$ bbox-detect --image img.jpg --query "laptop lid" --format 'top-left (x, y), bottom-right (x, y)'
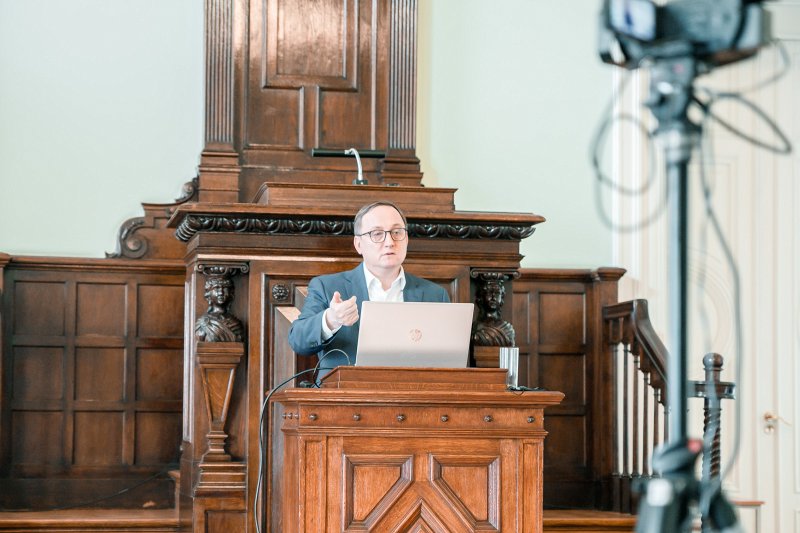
top-left (355, 301), bottom-right (475, 367)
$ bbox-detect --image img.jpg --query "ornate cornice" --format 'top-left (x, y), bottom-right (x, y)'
top-left (107, 178), bottom-right (199, 259)
top-left (175, 214), bottom-right (536, 242)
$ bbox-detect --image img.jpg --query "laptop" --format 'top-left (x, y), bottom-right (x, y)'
top-left (355, 301), bottom-right (475, 367)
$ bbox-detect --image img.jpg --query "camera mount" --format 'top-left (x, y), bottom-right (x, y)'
top-left (598, 1), bottom-right (769, 531)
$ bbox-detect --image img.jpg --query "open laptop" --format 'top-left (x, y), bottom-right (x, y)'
top-left (355, 301), bottom-right (475, 367)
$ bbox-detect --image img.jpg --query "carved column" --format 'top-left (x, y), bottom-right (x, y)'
top-left (471, 269), bottom-right (519, 368)
top-left (193, 263), bottom-right (248, 494)
top-left (200, 0), bottom-right (239, 202)
top-left (381, 0), bottom-right (423, 186)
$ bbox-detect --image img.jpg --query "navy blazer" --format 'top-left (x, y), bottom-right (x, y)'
top-left (287, 264), bottom-right (450, 371)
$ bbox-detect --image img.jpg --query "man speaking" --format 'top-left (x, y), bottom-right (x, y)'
top-left (287, 201), bottom-right (449, 372)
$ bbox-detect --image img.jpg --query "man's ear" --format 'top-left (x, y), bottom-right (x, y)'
top-left (353, 235), bottom-right (362, 255)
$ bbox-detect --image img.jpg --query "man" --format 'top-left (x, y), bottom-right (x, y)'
top-left (288, 201), bottom-right (449, 372)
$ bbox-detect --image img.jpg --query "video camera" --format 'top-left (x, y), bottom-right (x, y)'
top-left (599, 0), bottom-right (768, 71)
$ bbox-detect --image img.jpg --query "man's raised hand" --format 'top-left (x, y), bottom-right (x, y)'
top-left (325, 291), bottom-right (358, 330)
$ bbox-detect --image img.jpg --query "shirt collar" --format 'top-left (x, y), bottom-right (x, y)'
top-left (363, 264), bottom-right (406, 293)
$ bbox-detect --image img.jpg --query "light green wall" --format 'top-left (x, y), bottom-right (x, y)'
top-left (417, 0), bottom-right (613, 267)
top-left (0, 0), bottom-right (204, 258)
top-left (0, 0), bottom-right (613, 268)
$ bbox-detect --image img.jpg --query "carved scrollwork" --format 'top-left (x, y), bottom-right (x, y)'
top-left (107, 178), bottom-right (199, 259)
top-left (109, 217), bottom-right (148, 259)
top-left (195, 262), bottom-right (248, 343)
top-left (175, 214), bottom-right (536, 242)
top-left (471, 270), bottom-right (520, 347)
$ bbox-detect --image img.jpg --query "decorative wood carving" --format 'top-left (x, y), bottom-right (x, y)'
top-left (471, 269), bottom-right (519, 368)
top-left (196, 342), bottom-right (244, 464)
top-left (270, 282), bottom-right (290, 304)
top-left (194, 263), bottom-right (248, 343)
top-left (471, 270), bottom-right (519, 347)
top-left (107, 178), bottom-right (198, 260)
top-left (193, 263), bottom-right (247, 466)
top-left (274, 368), bottom-right (564, 533)
top-left (176, 214), bottom-right (537, 243)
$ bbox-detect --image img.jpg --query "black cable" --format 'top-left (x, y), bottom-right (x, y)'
top-left (590, 71), bottom-right (670, 233)
top-left (693, 91), bottom-right (792, 154)
top-left (310, 348), bottom-right (351, 387)
top-left (253, 366), bottom-right (334, 533)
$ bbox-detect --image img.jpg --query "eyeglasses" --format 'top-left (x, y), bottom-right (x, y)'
top-left (357, 228), bottom-right (408, 243)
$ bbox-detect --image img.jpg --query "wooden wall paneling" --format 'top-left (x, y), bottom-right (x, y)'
top-left (218, 0), bottom-right (424, 200)
top-left (0, 251), bottom-right (11, 475)
top-left (0, 258), bottom-right (185, 509)
top-left (170, 194), bottom-right (544, 532)
top-left (586, 268), bottom-right (626, 509)
top-left (513, 268), bottom-right (624, 510)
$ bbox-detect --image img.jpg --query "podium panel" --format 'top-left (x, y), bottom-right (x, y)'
top-left (272, 368), bottom-right (563, 533)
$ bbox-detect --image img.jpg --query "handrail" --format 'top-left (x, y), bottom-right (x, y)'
top-left (603, 299), bottom-right (668, 393)
top-left (602, 298), bottom-right (670, 514)
top-left (601, 299), bottom-right (733, 516)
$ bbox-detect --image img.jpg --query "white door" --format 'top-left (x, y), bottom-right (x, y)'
top-left (611, 2), bottom-right (800, 531)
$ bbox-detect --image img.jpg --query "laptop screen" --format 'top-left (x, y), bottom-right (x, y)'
top-left (355, 301), bottom-right (475, 368)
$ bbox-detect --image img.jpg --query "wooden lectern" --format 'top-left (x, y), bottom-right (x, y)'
top-left (272, 367), bottom-right (563, 532)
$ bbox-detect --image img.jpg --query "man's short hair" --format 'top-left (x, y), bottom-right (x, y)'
top-left (353, 201), bottom-right (407, 234)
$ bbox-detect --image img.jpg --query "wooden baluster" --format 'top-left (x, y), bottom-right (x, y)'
top-left (632, 351), bottom-right (641, 477)
top-left (622, 343), bottom-right (630, 480)
top-left (643, 372), bottom-right (651, 476)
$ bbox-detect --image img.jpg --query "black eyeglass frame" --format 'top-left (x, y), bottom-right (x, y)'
top-left (356, 228), bottom-right (408, 243)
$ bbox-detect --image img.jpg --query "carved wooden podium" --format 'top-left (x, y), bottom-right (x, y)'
top-left (272, 367), bottom-right (563, 532)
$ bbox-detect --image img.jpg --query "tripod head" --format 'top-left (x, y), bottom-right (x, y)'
top-left (599, 0), bottom-right (768, 72)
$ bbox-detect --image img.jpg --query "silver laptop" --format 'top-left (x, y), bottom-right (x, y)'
top-left (355, 301), bottom-right (475, 367)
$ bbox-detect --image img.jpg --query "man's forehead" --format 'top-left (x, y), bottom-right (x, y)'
top-left (361, 207), bottom-right (404, 228)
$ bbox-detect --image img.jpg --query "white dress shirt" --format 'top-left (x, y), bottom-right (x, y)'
top-left (321, 265), bottom-right (405, 339)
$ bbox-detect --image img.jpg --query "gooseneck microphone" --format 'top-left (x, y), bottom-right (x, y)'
top-left (344, 148), bottom-right (367, 185)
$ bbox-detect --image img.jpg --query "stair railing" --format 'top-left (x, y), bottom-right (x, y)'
top-left (602, 299), bottom-right (669, 513)
top-left (602, 299), bottom-right (735, 516)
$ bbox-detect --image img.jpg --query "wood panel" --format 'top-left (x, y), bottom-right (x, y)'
top-left (240, 0), bottom-right (391, 199)
top-left (513, 268), bottom-right (624, 511)
top-left (274, 369), bottom-right (563, 532)
top-left (192, 0), bottom-right (424, 201)
top-left (0, 258), bottom-right (185, 509)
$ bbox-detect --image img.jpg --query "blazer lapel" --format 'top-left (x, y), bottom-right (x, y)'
top-left (346, 264), bottom-right (370, 311)
top-left (403, 274), bottom-right (425, 302)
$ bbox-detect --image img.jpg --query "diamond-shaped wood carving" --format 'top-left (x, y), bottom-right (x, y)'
top-left (430, 454), bottom-right (500, 530)
top-left (392, 502), bottom-right (451, 533)
top-left (344, 454), bottom-right (413, 529)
